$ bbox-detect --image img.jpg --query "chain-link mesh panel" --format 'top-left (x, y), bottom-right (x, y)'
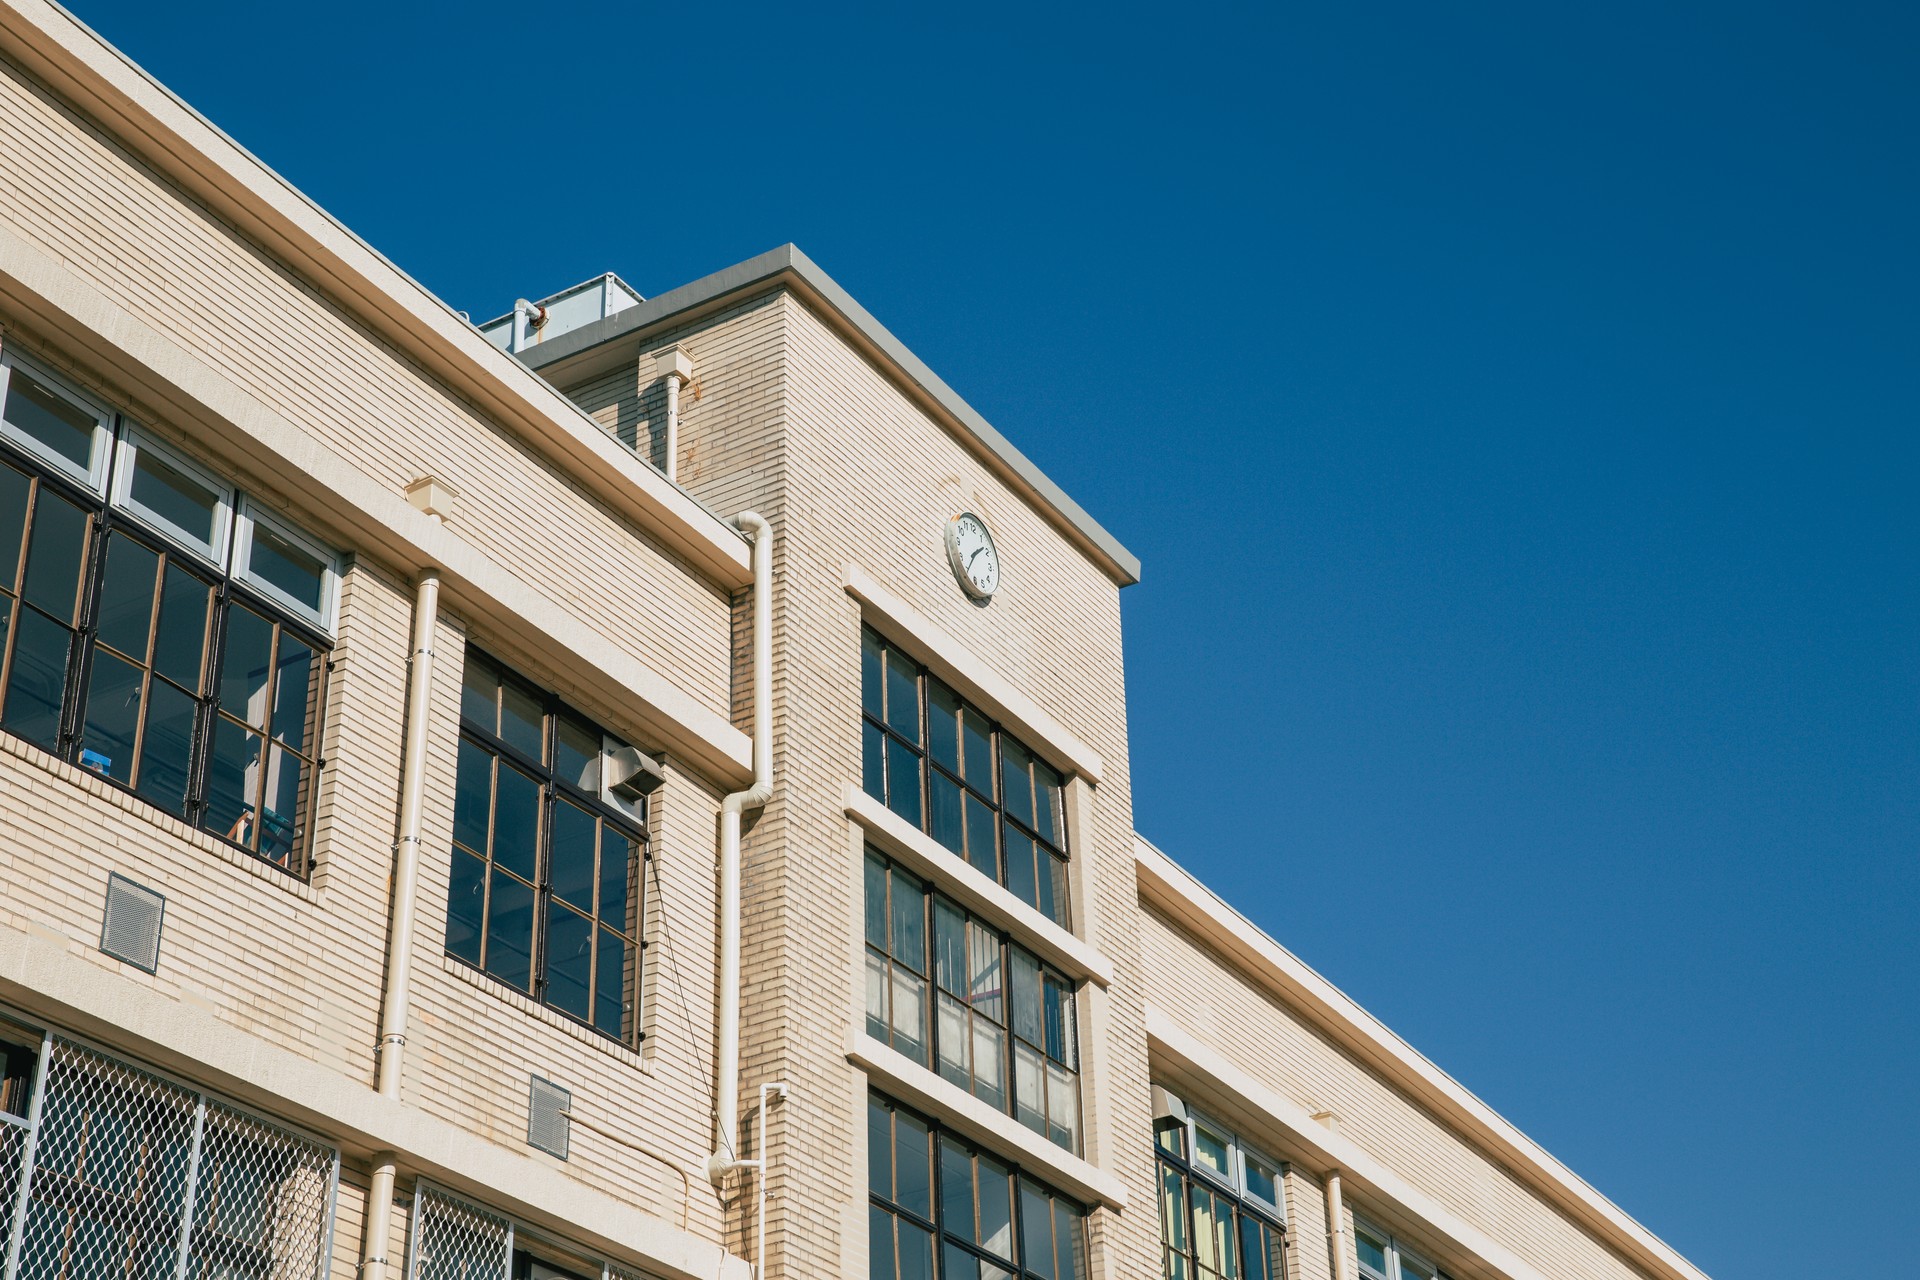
top-left (604, 1263), bottom-right (658, 1280)
top-left (186, 1102), bottom-right (334, 1280)
top-left (12, 1036), bottom-right (200, 1280)
top-left (0, 1120), bottom-right (27, 1262)
top-left (0, 1036), bottom-right (338, 1280)
top-left (407, 1187), bottom-right (510, 1280)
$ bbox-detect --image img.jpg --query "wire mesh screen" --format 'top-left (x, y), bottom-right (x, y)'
top-left (0, 1035), bottom-right (338, 1280)
top-left (407, 1187), bottom-right (511, 1280)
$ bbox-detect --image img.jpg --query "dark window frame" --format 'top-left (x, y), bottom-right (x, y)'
top-left (0, 423), bottom-right (334, 878)
top-left (866, 849), bottom-right (1083, 1155)
top-left (446, 649), bottom-right (649, 1049)
top-left (861, 627), bottom-right (1073, 928)
top-left (868, 1091), bottom-right (1089, 1280)
top-left (1154, 1116), bottom-right (1286, 1280)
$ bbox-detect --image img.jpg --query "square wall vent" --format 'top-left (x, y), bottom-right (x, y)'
top-left (100, 873), bottom-right (165, 973)
top-left (528, 1075), bottom-right (572, 1160)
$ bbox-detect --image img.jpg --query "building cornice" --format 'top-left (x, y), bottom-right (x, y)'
top-left (0, 0), bottom-right (752, 589)
top-left (523, 247), bottom-right (1143, 588)
top-left (1134, 836), bottom-right (1710, 1280)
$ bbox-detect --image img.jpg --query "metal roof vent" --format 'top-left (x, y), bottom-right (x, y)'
top-left (100, 873), bottom-right (165, 973)
top-left (479, 273), bottom-right (643, 354)
top-left (527, 1075), bottom-right (572, 1160)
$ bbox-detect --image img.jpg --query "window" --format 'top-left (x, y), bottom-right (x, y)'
top-left (868, 1092), bottom-right (1087, 1280)
top-left (1154, 1091), bottom-right (1284, 1280)
top-left (867, 850), bottom-right (1082, 1153)
top-left (446, 650), bottom-right (647, 1046)
top-left (0, 349), bottom-right (112, 490)
top-left (861, 628), bottom-right (1071, 927)
top-left (1354, 1218), bottom-right (1450, 1280)
top-left (0, 358), bottom-right (339, 876)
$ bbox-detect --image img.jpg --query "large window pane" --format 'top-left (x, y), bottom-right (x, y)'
top-left (964, 793), bottom-right (997, 880)
top-left (972, 1021), bottom-right (1007, 1112)
top-left (22, 489), bottom-right (86, 621)
top-left (929, 771), bottom-right (964, 854)
top-left (1020, 1182), bottom-right (1055, 1280)
top-left (78, 649), bottom-right (142, 782)
top-left (940, 1140), bottom-right (974, 1243)
top-left (491, 764), bottom-right (540, 882)
top-left (460, 657), bottom-right (498, 733)
top-left (1004, 827), bottom-right (1036, 909)
top-left (134, 678), bottom-right (195, 815)
top-left (884, 649), bottom-right (919, 742)
top-left (549, 799), bottom-right (597, 910)
top-left (978, 1157), bottom-right (1013, 1260)
top-left (545, 902), bottom-right (593, 1021)
top-left (453, 739), bottom-right (493, 855)
top-left (218, 606), bottom-right (273, 727)
top-left (1000, 739), bottom-right (1034, 829)
top-left (269, 632), bottom-right (315, 750)
top-left (203, 716), bottom-right (261, 842)
top-left (936, 995), bottom-right (967, 1087)
top-left (927, 683), bottom-right (961, 773)
top-left (259, 744), bottom-right (306, 863)
top-left (153, 564), bottom-right (210, 693)
top-left (94, 535), bottom-right (157, 659)
top-left (886, 737), bottom-right (921, 826)
top-left (485, 870), bottom-right (535, 992)
top-left (863, 720), bottom-right (886, 803)
top-left (869, 1206), bottom-right (896, 1280)
top-left (867, 951), bottom-right (890, 1042)
top-left (600, 827), bottom-right (637, 932)
top-left (499, 677), bottom-right (544, 761)
top-left (4, 607), bottom-right (72, 749)
top-left (962, 708), bottom-right (992, 795)
top-left (889, 871), bottom-right (926, 974)
top-left (861, 628), bottom-right (884, 720)
top-left (867, 1096), bottom-right (893, 1199)
top-left (890, 970), bottom-right (928, 1065)
top-left (445, 849), bottom-right (486, 966)
top-left (893, 1111), bottom-right (931, 1219)
top-left (0, 461), bottom-right (29, 578)
top-left (594, 927), bottom-right (632, 1038)
top-left (553, 713), bottom-right (599, 791)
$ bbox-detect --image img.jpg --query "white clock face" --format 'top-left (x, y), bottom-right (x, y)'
top-left (946, 513), bottom-right (1000, 601)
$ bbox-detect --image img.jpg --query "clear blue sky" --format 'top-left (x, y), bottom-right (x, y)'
top-left (62, 1), bottom-right (1916, 1275)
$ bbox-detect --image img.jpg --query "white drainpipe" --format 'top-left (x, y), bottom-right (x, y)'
top-left (512, 298), bottom-right (548, 353)
top-left (654, 346), bottom-right (693, 482)
top-left (709, 511), bottom-right (772, 1182)
top-left (1325, 1170), bottom-right (1354, 1280)
top-left (360, 569), bottom-right (441, 1280)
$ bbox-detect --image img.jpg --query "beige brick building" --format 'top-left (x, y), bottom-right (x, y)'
top-left (0, 5), bottom-right (1708, 1280)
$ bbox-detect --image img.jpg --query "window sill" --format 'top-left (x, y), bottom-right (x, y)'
top-left (845, 784), bottom-right (1113, 988)
top-left (0, 732), bottom-right (322, 906)
top-left (848, 1031), bottom-right (1127, 1212)
top-left (437, 953), bottom-right (651, 1074)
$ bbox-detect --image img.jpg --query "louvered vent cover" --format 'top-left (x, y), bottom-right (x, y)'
top-left (527, 1074), bottom-right (571, 1160)
top-left (100, 873), bottom-right (165, 973)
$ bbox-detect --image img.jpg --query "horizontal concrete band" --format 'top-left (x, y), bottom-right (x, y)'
top-left (0, 225), bottom-right (752, 788)
top-left (848, 1031), bottom-right (1128, 1212)
top-left (847, 785), bottom-right (1113, 988)
top-left (0, 923), bottom-right (750, 1280)
top-left (844, 562), bottom-right (1105, 784)
top-left (1133, 840), bottom-right (1711, 1280)
top-left (0, 0), bottom-right (753, 591)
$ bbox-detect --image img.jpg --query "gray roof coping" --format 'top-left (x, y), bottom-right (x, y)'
top-left (514, 245), bottom-right (1142, 587)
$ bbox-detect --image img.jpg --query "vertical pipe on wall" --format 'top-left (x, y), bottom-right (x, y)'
top-left (1325, 1171), bottom-right (1354, 1280)
top-left (653, 346), bottom-right (693, 483)
top-left (360, 569), bottom-right (442, 1280)
top-left (709, 512), bottom-right (772, 1183)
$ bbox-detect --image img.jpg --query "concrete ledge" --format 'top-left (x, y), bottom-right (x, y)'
top-left (1135, 842), bottom-right (1710, 1280)
top-left (845, 562), bottom-right (1104, 783)
top-left (0, 225), bottom-right (751, 788)
top-left (0, 922), bottom-right (750, 1280)
top-left (848, 785), bottom-right (1112, 988)
top-left (848, 1031), bottom-right (1127, 1213)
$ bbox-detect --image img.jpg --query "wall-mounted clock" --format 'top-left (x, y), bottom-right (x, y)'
top-left (945, 513), bottom-right (1001, 602)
